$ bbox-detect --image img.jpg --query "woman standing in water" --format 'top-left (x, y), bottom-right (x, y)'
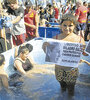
top-left (0, 54), bottom-right (8, 90)
top-left (42, 14), bottom-right (85, 96)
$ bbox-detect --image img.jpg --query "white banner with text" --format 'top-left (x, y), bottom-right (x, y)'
top-left (45, 40), bottom-right (83, 68)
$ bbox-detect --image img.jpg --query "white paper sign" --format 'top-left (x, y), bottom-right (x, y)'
top-left (45, 40), bottom-right (83, 68)
top-left (85, 40), bottom-right (90, 55)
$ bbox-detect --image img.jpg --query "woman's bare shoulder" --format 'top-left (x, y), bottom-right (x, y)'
top-left (72, 33), bottom-right (85, 45)
top-left (14, 57), bottom-right (21, 62)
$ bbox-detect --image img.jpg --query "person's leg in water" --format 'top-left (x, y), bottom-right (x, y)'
top-left (67, 83), bottom-right (75, 96)
top-left (66, 68), bottom-right (79, 96)
top-left (59, 81), bottom-right (67, 92)
top-left (55, 66), bottom-right (67, 92)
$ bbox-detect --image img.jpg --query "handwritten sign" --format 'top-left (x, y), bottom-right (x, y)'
top-left (45, 40), bottom-right (83, 68)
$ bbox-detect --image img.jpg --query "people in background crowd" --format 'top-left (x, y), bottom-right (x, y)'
top-left (39, 7), bottom-right (45, 20)
top-left (0, 1), bottom-right (89, 53)
top-left (53, 4), bottom-right (59, 22)
top-left (39, 15), bottom-right (48, 27)
top-left (63, 2), bottom-right (71, 14)
top-left (48, 4), bottom-right (55, 22)
top-left (6, 0), bottom-right (26, 46)
top-left (75, 0), bottom-right (88, 38)
top-left (24, 1), bottom-right (39, 41)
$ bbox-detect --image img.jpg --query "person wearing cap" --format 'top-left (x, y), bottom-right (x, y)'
top-left (24, 1), bottom-right (39, 41)
top-left (4, 0), bottom-right (26, 46)
top-left (75, 0), bottom-right (88, 38)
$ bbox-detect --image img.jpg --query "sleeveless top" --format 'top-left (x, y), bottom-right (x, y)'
top-left (14, 58), bottom-right (33, 71)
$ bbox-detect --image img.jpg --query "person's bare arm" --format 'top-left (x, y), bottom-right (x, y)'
top-left (24, 22), bottom-right (36, 29)
top-left (35, 13), bottom-right (39, 37)
top-left (80, 59), bottom-right (90, 66)
top-left (1, 75), bottom-right (9, 89)
top-left (80, 36), bottom-right (88, 56)
top-left (75, 15), bottom-right (79, 22)
top-left (11, 16), bottom-right (21, 24)
top-left (14, 46), bottom-right (18, 57)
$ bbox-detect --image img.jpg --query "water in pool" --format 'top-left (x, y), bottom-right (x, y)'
top-left (0, 62), bottom-right (90, 100)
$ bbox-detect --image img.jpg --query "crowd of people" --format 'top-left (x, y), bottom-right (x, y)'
top-left (0, 0), bottom-right (90, 48)
top-left (0, 0), bottom-right (90, 97)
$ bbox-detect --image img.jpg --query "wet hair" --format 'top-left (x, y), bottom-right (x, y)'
top-left (25, 43), bottom-right (33, 52)
top-left (60, 14), bottom-right (77, 25)
top-left (0, 54), bottom-right (5, 66)
top-left (18, 46), bottom-right (29, 55)
top-left (18, 44), bottom-right (33, 55)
